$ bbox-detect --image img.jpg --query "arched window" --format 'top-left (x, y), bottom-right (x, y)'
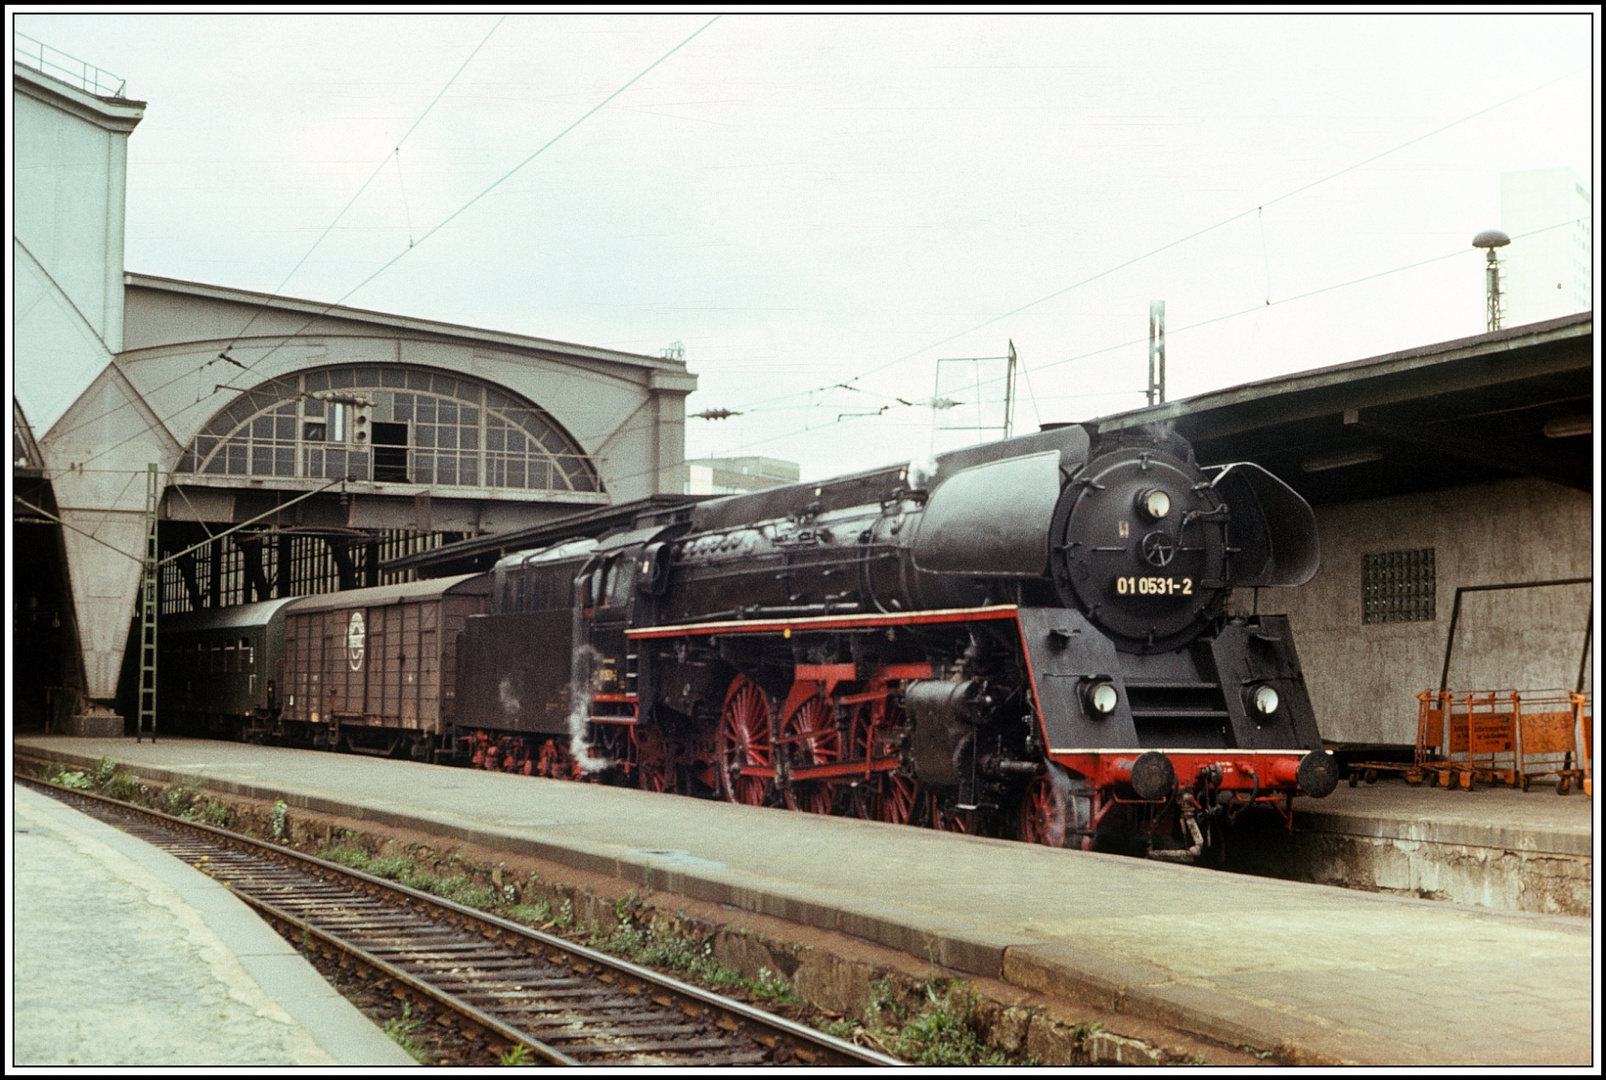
top-left (176, 365), bottom-right (601, 494)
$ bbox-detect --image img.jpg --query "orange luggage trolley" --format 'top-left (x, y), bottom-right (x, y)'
top-left (1577, 691), bottom-right (1594, 797)
top-left (1512, 690), bottom-right (1587, 794)
top-left (1413, 690), bottom-right (1519, 790)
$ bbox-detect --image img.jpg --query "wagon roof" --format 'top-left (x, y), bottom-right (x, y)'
top-left (162, 597), bottom-right (301, 632)
top-left (282, 573), bottom-right (489, 615)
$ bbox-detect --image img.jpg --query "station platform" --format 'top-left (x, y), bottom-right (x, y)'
top-left (1253, 771), bottom-right (1594, 916)
top-left (10, 779), bottom-right (418, 1067)
top-left (12, 735), bottom-right (1599, 1067)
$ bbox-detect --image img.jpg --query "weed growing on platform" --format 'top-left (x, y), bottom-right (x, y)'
top-left (159, 783), bottom-right (201, 817)
top-left (101, 769), bottom-right (140, 801)
top-left (1073, 1020), bottom-right (1106, 1046)
top-left (45, 758), bottom-right (140, 799)
top-left (269, 800), bottom-right (288, 840)
top-left (813, 1016), bottom-right (857, 1040)
top-left (506, 899), bottom-right (553, 925)
top-left (197, 798), bottom-right (232, 827)
top-left (583, 914), bottom-right (805, 1003)
top-left (750, 967), bottom-right (801, 1004)
top-left (865, 978), bottom-right (1018, 1067)
top-left (382, 1002), bottom-right (430, 1064)
top-left (434, 874), bottom-right (498, 909)
top-left (868, 976), bottom-right (904, 1021)
top-left (499, 1044), bottom-right (535, 1067)
top-left (54, 769), bottom-right (95, 790)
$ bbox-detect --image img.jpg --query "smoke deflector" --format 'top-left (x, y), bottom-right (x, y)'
top-left (911, 450), bottom-right (1064, 577)
top-left (1208, 462), bottom-right (1319, 587)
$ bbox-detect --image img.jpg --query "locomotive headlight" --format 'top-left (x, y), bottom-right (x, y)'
top-left (1137, 488), bottom-right (1171, 520)
top-left (1249, 684), bottom-right (1281, 716)
top-left (1085, 679), bottom-right (1120, 716)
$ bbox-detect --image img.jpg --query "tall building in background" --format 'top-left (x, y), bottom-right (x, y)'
top-left (686, 457), bottom-right (800, 495)
top-left (1500, 168), bottom-right (1592, 326)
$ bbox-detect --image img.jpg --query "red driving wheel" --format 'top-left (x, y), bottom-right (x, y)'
top-left (719, 676), bottom-right (774, 806)
top-left (782, 694), bottom-right (840, 814)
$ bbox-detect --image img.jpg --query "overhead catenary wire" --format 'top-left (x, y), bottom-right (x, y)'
top-left (39, 50), bottom-right (1581, 483)
top-left (61, 16), bottom-right (724, 471)
top-left (722, 64), bottom-right (1589, 420)
top-left (218, 16), bottom-right (506, 355)
top-left (39, 214), bottom-right (1586, 510)
top-left (678, 221), bottom-right (1591, 476)
top-left (45, 14), bottom-right (508, 447)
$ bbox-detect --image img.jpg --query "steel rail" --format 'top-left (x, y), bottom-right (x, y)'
top-left (18, 774), bottom-right (899, 1068)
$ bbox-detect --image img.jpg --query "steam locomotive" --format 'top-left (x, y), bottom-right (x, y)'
top-left (163, 423), bottom-right (1339, 858)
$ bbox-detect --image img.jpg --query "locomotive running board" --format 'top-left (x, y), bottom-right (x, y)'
top-left (626, 604), bottom-right (1021, 638)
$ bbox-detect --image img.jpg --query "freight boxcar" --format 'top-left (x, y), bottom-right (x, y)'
top-left (279, 574), bottom-right (489, 757)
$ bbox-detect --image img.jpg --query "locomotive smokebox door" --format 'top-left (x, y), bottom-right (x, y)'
top-left (1048, 445), bottom-right (1228, 653)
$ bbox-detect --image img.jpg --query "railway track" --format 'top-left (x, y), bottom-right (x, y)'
top-left (19, 776), bottom-right (898, 1068)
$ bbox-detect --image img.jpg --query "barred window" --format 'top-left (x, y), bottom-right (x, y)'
top-left (175, 365), bottom-right (600, 494)
top-left (1362, 548), bottom-right (1435, 624)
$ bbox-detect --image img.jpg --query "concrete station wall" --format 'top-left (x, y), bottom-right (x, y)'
top-left (1239, 478), bottom-right (1592, 746)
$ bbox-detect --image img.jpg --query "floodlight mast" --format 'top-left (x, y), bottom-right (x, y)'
top-left (1472, 229), bottom-right (1511, 332)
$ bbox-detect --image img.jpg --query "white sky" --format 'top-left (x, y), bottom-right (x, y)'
top-left (10, 8), bottom-right (1598, 482)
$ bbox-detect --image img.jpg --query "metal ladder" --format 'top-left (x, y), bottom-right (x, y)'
top-left (136, 463), bottom-right (158, 742)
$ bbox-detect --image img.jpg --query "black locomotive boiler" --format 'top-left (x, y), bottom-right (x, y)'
top-left (452, 422), bottom-right (1341, 856)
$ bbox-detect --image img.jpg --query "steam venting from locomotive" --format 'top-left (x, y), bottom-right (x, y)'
top-left (565, 645), bottom-right (610, 775)
top-left (906, 455), bottom-right (939, 491)
top-left (498, 676), bottom-right (520, 717)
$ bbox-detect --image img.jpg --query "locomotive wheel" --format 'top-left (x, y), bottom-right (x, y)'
top-left (846, 694), bottom-right (916, 823)
top-left (586, 723), bottom-right (633, 785)
top-left (782, 694), bottom-right (841, 815)
top-left (919, 791), bottom-right (974, 834)
top-left (635, 727), bottom-right (677, 794)
top-left (1020, 772), bottom-right (1067, 846)
top-left (1020, 763), bottom-right (1084, 848)
top-left (719, 676), bottom-right (774, 806)
top-left (931, 803), bottom-right (974, 835)
top-left (536, 740), bottom-right (561, 778)
top-left (852, 773), bottom-right (918, 825)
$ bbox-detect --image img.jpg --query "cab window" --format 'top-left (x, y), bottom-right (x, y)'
top-left (608, 556), bottom-right (633, 607)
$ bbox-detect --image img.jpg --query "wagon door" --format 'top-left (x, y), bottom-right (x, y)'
top-left (400, 601), bottom-right (424, 730)
top-left (316, 610), bottom-right (337, 724)
top-left (418, 600), bottom-right (440, 730)
top-left (367, 604), bottom-right (390, 724)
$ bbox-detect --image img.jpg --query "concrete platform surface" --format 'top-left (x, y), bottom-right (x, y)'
top-left (1267, 772), bottom-right (1595, 916)
top-left (1302, 774), bottom-right (1592, 855)
top-left (15, 735), bottom-right (1600, 1067)
top-left (10, 780), bottom-right (418, 1068)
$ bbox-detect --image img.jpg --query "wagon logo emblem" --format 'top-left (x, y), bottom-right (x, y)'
top-left (1140, 530), bottom-right (1176, 568)
top-left (347, 611), bottom-right (366, 671)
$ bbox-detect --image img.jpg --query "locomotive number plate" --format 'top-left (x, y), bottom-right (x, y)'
top-left (1115, 575), bottom-right (1193, 597)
